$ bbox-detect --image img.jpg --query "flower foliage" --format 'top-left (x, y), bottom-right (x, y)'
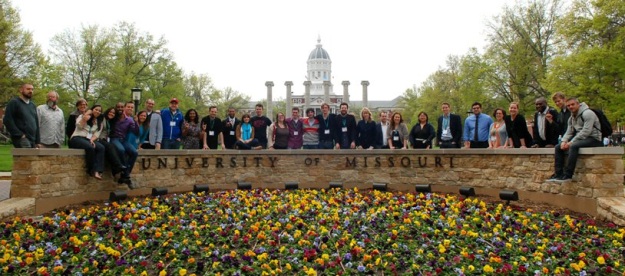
top-left (1, 188), bottom-right (624, 275)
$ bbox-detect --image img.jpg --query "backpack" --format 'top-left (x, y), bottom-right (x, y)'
top-left (581, 108), bottom-right (612, 138)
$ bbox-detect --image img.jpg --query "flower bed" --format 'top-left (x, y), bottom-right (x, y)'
top-left (1, 188), bottom-right (624, 275)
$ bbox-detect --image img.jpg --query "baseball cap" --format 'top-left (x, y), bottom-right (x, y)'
top-left (170, 98), bottom-right (179, 104)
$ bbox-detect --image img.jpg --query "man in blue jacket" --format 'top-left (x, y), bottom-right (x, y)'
top-left (160, 98), bottom-right (184, 149)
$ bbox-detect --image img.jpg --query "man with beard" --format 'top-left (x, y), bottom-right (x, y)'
top-left (4, 84), bottom-right (40, 148)
top-left (222, 107), bottom-right (240, 149)
top-left (532, 97), bottom-right (559, 148)
top-left (334, 102), bottom-right (357, 149)
top-left (36, 91), bottom-right (65, 148)
top-left (250, 103), bottom-right (272, 149)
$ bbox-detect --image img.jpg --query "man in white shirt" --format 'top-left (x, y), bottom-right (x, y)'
top-left (375, 111), bottom-right (390, 149)
top-left (36, 91), bottom-right (65, 148)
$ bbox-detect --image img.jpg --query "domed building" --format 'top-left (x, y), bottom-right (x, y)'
top-left (306, 37), bottom-right (333, 95)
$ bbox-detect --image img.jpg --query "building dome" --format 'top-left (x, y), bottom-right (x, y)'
top-left (308, 37), bottom-right (331, 61)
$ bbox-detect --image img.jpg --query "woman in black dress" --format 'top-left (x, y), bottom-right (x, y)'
top-left (505, 102), bottom-right (533, 148)
top-left (409, 111), bottom-right (435, 149)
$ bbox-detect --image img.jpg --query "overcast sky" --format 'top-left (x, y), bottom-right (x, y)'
top-left (13, 0), bottom-right (510, 101)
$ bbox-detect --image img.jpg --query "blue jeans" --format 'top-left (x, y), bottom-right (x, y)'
top-left (69, 136), bottom-right (105, 174)
top-left (303, 144), bottom-right (318, 149)
top-left (554, 138), bottom-right (603, 177)
top-left (161, 139), bottom-right (181, 149)
top-left (236, 139), bottom-right (260, 150)
top-left (111, 137), bottom-right (138, 177)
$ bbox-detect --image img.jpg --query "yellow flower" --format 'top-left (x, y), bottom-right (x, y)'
top-left (597, 256), bottom-right (605, 265)
top-left (159, 270), bottom-right (167, 276)
top-left (179, 268), bottom-right (187, 276)
top-left (483, 264), bottom-right (494, 273)
top-left (305, 267), bottom-right (317, 276)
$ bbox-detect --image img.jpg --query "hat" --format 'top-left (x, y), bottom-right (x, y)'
top-left (170, 98), bottom-right (179, 104)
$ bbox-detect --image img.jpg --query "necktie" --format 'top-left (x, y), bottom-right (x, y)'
top-left (474, 114), bottom-right (479, 141)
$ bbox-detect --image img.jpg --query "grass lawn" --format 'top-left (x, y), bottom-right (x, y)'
top-left (0, 144), bottom-right (13, 172)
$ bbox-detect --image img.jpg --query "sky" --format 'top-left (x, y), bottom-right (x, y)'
top-left (13, 0), bottom-right (511, 101)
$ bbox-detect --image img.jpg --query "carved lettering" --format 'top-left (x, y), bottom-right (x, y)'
top-left (243, 157), bottom-right (247, 167)
top-left (186, 158), bottom-right (195, 168)
top-left (375, 157), bottom-right (381, 167)
top-left (388, 157), bottom-right (394, 167)
top-left (174, 157), bottom-right (178, 169)
top-left (346, 157), bottom-right (357, 167)
top-left (435, 157), bottom-right (442, 168)
top-left (364, 156), bottom-right (368, 167)
top-left (449, 157), bottom-right (454, 168)
top-left (216, 157), bottom-right (224, 168)
top-left (400, 157), bottom-right (410, 167)
top-left (230, 157), bottom-right (236, 168)
top-left (268, 157), bottom-right (278, 168)
top-left (254, 157), bottom-right (262, 167)
top-left (158, 158), bottom-right (167, 169)
top-left (305, 158), bottom-right (313, 166)
top-left (202, 158), bottom-right (209, 168)
top-left (142, 158), bottom-right (151, 169)
top-left (418, 157), bottom-right (427, 168)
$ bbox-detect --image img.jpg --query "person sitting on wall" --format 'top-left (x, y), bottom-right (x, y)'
top-left (236, 113), bottom-right (262, 150)
top-left (505, 102), bottom-right (533, 148)
top-left (488, 108), bottom-right (510, 149)
top-left (98, 107), bottom-right (127, 178)
top-left (532, 97), bottom-right (559, 148)
top-left (109, 102), bottom-right (139, 188)
top-left (68, 105), bottom-right (105, 180)
top-left (547, 97), bottom-right (603, 183)
top-left (270, 112), bottom-right (289, 150)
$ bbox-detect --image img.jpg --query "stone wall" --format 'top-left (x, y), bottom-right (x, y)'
top-left (11, 148), bottom-right (624, 216)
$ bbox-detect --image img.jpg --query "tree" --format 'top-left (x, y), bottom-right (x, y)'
top-left (484, 0), bottom-right (562, 108)
top-left (49, 25), bottom-right (114, 102)
top-left (207, 87), bottom-right (251, 118)
top-left (546, 0), bottom-right (625, 122)
top-left (184, 72), bottom-right (213, 113)
top-left (0, 0), bottom-right (43, 104)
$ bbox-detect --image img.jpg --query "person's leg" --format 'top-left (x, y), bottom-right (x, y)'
top-left (110, 138), bottom-right (128, 168)
top-left (552, 143), bottom-right (565, 180)
top-left (236, 140), bottom-right (250, 150)
top-left (565, 138), bottom-right (603, 178)
top-left (94, 141), bottom-right (105, 173)
top-left (101, 139), bottom-right (126, 175)
top-left (69, 137), bottom-right (95, 175)
top-left (121, 140), bottom-right (138, 176)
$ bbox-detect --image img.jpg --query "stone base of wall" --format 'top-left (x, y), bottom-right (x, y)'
top-left (11, 148), bottom-right (624, 222)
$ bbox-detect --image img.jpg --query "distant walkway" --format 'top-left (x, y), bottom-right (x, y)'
top-left (0, 172), bottom-right (11, 201)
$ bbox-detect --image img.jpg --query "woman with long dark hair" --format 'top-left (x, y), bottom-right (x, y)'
top-left (236, 114), bottom-right (262, 150)
top-left (409, 111), bottom-right (436, 149)
top-left (182, 109), bottom-right (201, 149)
top-left (66, 98), bottom-right (88, 140)
top-left (127, 110), bottom-right (150, 149)
top-left (69, 104), bottom-right (105, 179)
top-left (270, 112), bottom-right (289, 149)
top-left (98, 107), bottom-right (126, 178)
top-left (387, 112), bottom-right (409, 149)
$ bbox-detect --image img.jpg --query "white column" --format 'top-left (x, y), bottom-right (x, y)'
top-left (361, 80), bottom-right (370, 107)
top-left (303, 81), bottom-right (311, 112)
top-left (341, 81), bottom-right (350, 105)
top-left (285, 81), bottom-right (293, 116)
top-left (265, 81), bottom-right (274, 120)
top-left (323, 81), bottom-right (331, 105)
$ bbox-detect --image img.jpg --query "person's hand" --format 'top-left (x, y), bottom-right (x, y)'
top-left (201, 123), bottom-right (206, 131)
top-left (531, 144), bottom-right (539, 148)
top-left (520, 145), bottom-right (527, 149)
top-left (155, 143), bottom-right (161, 150)
top-left (203, 144), bottom-right (209, 150)
top-left (545, 113), bottom-right (553, 123)
top-left (426, 146), bottom-right (430, 149)
top-left (350, 142), bottom-right (356, 149)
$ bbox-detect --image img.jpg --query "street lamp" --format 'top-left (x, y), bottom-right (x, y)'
top-left (131, 87), bottom-right (142, 115)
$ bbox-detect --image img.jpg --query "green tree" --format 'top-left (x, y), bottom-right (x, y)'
top-left (49, 25), bottom-right (114, 102)
top-left (0, 0), bottom-right (43, 104)
top-left (546, 0), bottom-right (625, 122)
top-left (484, 0), bottom-right (561, 108)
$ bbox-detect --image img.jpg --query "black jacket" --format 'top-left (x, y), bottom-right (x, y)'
top-left (533, 107), bottom-right (560, 147)
top-left (436, 113), bottom-right (462, 147)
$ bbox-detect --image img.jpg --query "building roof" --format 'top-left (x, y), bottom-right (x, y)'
top-left (308, 37), bottom-right (331, 61)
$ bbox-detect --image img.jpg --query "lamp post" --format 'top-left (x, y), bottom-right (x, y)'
top-left (131, 87), bottom-right (142, 115)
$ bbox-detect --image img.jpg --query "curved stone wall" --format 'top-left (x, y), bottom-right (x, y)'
top-left (11, 148), bottom-right (624, 219)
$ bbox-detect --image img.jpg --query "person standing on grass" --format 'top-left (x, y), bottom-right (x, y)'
top-left (4, 83), bottom-right (39, 148)
top-left (36, 91), bottom-right (64, 148)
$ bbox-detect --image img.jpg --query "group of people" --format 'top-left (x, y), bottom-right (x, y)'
top-left (4, 83), bottom-right (606, 185)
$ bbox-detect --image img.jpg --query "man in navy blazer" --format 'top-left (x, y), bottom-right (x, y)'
top-left (436, 102), bottom-right (462, 148)
top-left (532, 97), bottom-right (560, 148)
top-left (374, 111), bottom-right (390, 149)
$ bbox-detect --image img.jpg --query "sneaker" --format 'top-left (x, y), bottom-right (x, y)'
top-left (555, 175), bottom-right (573, 183)
top-left (127, 181), bottom-right (137, 190)
top-left (546, 174), bottom-right (562, 182)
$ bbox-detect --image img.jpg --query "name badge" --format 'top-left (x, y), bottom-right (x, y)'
top-left (209, 131), bottom-right (215, 136)
top-left (86, 133), bottom-right (92, 139)
top-left (294, 131), bottom-right (299, 136)
top-left (230, 131), bottom-right (235, 136)
top-left (324, 129), bottom-right (330, 134)
top-left (342, 127), bottom-right (347, 133)
top-left (170, 121), bottom-right (176, 127)
top-left (107, 137), bottom-right (110, 142)
top-left (393, 136), bottom-right (399, 141)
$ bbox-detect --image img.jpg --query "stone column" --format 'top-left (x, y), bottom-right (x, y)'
top-left (303, 81), bottom-right (311, 112)
top-left (285, 81), bottom-right (293, 116)
top-left (341, 81), bottom-right (350, 105)
top-left (265, 81), bottom-right (274, 120)
top-left (361, 80), bottom-right (370, 107)
top-left (323, 81), bottom-right (331, 105)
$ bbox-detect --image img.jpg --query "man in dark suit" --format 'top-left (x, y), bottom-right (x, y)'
top-left (532, 97), bottom-right (559, 147)
top-left (436, 102), bottom-right (462, 148)
top-left (374, 111), bottom-right (390, 149)
top-left (222, 107), bottom-right (241, 149)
